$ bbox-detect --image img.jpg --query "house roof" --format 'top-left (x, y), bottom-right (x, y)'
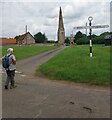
top-left (18, 33), bottom-right (27, 41)
top-left (0, 38), bottom-right (17, 45)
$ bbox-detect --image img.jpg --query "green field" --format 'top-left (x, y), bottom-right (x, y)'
top-left (37, 45), bottom-right (111, 86)
top-left (1, 45), bottom-right (58, 60)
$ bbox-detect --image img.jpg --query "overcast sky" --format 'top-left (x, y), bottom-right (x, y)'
top-left (0, 0), bottom-right (111, 40)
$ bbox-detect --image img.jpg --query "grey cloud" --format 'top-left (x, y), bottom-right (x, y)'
top-left (1, 0), bottom-right (111, 40)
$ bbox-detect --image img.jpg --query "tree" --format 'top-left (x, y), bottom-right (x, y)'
top-left (76, 38), bottom-right (89, 45)
top-left (34, 32), bottom-right (48, 43)
top-left (15, 35), bottom-right (21, 41)
top-left (74, 31), bottom-right (111, 45)
top-left (75, 31), bottom-right (83, 41)
top-left (92, 32), bottom-right (110, 44)
top-left (65, 37), bottom-right (70, 43)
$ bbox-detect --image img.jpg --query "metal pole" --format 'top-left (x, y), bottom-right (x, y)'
top-left (88, 16), bottom-right (93, 57)
top-left (85, 22), bottom-right (87, 36)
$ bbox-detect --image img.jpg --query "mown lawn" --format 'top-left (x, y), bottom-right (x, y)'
top-left (1, 45), bottom-right (59, 60)
top-left (37, 45), bottom-right (111, 86)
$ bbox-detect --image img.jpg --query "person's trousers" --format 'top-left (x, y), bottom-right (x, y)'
top-left (5, 70), bottom-right (15, 87)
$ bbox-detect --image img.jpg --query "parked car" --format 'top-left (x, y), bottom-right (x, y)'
top-left (65, 43), bottom-right (70, 46)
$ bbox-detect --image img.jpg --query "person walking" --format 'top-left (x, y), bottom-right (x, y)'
top-left (1, 48), bottom-right (17, 89)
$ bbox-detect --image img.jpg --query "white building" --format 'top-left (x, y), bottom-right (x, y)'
top-left (17, 32), bottom-right (35, 45)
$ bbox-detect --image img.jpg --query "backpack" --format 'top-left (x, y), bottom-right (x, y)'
top-left (2, 54), bottom-right (11, 68)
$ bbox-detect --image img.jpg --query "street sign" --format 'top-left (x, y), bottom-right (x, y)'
top-left (73, 16), bottom-right (109, 58)
top-left (74, 26), bottom-right (87, 29)
top-left (74, 25), bottom-right (109, 30)
top-left (91, 25), bottom-right (109, 29)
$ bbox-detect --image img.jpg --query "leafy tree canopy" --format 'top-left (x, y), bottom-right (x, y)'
top-left (15, 35), bottom-right (20, 41)
top-left (75, 31), bottom-right (83, 41)
top-left (65, 37), bottom-right (70, 43)
top-left (74, 31), bottom-right (111, 45)
top-left (34, 32), bottom-right (48, 43)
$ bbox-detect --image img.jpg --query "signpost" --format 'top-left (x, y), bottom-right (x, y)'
top-left (88, 16), bottom-right (93, 57)
top-left (73, 17), bottom-right (109, 57)
top-left (74, 25), bottom-right (109, 30)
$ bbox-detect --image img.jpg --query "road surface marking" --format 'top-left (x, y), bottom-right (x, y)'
top-left (15, 71), bottom-right (23, 74)
top-left (20, 74), bottom-right (26, 77)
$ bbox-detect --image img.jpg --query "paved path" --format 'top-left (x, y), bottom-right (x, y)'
top-left (2, 47), bottom-right (110, 118)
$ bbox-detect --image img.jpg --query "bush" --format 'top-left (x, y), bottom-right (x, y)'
top-left (75, 31), bottom-right (110, 45)
top-left (93, 36), bottom-right (105, 44)
top-left (76, 38), bottom-right (89, 45)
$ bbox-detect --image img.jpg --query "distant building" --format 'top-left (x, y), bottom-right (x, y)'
top-left (105, 34), bottom-right (112, 46)
top-left (57, 7), bottom-right (65, 45)
top-left (65, 36), bottom-right (75, 45)
top-left (0, 38), bottom-right (17, 46)
top-left (110, 1), bottom-right (112, 32)
top-left (17, 32), bottom-right (35, 45)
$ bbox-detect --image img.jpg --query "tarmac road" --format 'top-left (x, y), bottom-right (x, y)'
top-left (2, 46), bottom-right (110, 118)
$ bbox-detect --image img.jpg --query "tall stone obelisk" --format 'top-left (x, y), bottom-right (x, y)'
top-left (57, 7), bottom-right (65, 45)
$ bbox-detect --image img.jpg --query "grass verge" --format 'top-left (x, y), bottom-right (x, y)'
top-left (37, 45), bottom-right (111, 86)
top-left (1, 45), bottom-right (59, 60)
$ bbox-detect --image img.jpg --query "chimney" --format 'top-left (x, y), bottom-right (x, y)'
top-left (25, 25), bottom-right (27, 34)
